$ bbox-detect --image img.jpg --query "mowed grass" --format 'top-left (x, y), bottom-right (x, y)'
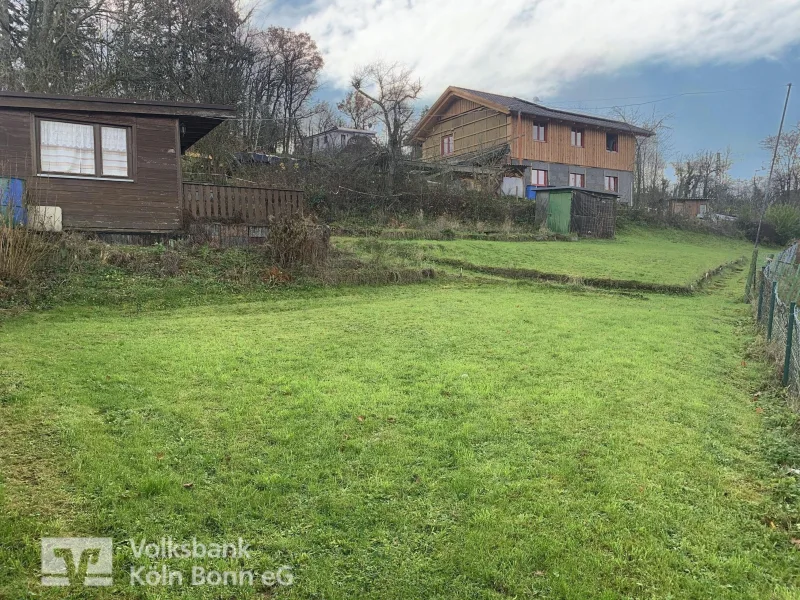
top-left (335, 227), bottom-right (754, 286)
top-left (1, 269), bottom-right (799, 598)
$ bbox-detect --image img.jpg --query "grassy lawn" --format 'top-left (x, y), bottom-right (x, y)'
top-left (1, 261), bottom-right (799, 598)
top-left (334, 227), bottom-right (754, 286)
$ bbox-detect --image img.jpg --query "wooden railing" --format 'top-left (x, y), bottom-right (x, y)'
top-left (182, 183), bottom-right (303, 225)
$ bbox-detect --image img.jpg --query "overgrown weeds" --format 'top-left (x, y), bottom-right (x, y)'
top-left (266, 214), bottom-right (330, 269)
top-left (0, 190), bottom-right (54, 283)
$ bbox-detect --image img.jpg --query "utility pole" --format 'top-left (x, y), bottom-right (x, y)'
top-left (745, 83), bottom-right (793, 301)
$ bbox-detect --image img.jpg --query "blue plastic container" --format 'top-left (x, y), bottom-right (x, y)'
top-left (0, 178), bottom-right (26, 225)
top-left (525, 185), bottom-right (537, 200)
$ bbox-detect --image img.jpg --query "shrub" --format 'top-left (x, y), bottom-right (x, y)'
top-left (0, 191), bottom-right (53, 283)
top-left (266, 214), bottom-right (330, 269)
top-left (765, 204), bottom-right (800, 245)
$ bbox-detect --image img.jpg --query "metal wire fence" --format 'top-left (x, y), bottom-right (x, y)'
top-left (755, 242), bottom-right (800, 411)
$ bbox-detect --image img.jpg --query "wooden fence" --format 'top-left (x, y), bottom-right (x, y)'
top-left (182, 183), bottom-right (303, 225)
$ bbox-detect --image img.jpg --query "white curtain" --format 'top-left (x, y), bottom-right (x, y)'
top-left (40, 121), bottom-right (95, 175)
top-left (101, 127), bottom-right (128, 177)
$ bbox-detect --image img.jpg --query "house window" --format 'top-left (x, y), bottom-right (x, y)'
top-left (604, 175), bottom-right (618, 192)
top-left (606, 133), bottom-right (619, 152)
top-left (570, 128), bottom-right (584, 147)
top-left (441, 134), bottom-right (454, 156)
top-left (531, 169), bottom-right (548, 186)
top-left (569, 173), bottom-right (585, 187)
top-left (341, 134), bottom-right (346, 146)
top-left (38, 119), bottom-right (130, 178)
top-left (533, 122), bottom-right (547, 142)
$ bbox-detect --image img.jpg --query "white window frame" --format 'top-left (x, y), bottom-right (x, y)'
top-left (532, 122), bottom-right (546, 142)
top-left (531, 169), bottom-right (548, 186)
top-left (441, 134), bottom-right (454, 156)
top-left (570, 128), bottom-right (584, 148)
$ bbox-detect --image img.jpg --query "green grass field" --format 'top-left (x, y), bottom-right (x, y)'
top-left (335, 227), bottom-right (754, 286)
top-left (1, 230), bottom-right (798, 599)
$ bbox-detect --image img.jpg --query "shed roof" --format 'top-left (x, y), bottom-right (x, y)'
top-left (0, 91), bottom-right (236, 152)
top-left (410, 86), bottom-right (654, 141)
top-left (538, 186), bottom-right (620, 198)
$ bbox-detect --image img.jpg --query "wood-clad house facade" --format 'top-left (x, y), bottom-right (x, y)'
top-left (409, 87), bottom-right (653, 205)
top-left (0, 92), bottom-right (234, 232)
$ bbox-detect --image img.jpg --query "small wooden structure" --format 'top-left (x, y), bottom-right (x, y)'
top-left (534, 187), bottom-right (617, 238)
top-left (0, 91), bottom-right (235, 232)
top-left (669, 198), bottom-right (709, 218)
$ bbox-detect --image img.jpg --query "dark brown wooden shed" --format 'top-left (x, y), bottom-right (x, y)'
top-left (0, 91), bottom-right (234, 232)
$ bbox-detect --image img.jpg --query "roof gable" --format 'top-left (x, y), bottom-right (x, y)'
top-left (410, 86), bottom-right (653, 141)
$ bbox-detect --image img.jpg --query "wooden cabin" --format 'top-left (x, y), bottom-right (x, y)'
top-left (0, 91), bottom-right (235, 232)
top-left (669, 198), bottom-right (709, 218)
top-left (408, 86), bottom-right (653, 205)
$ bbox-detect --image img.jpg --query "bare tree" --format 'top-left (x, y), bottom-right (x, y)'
top-left (761, 123), bottom-right (800, 206)
top-left (2, 0), bottom-right (109, 93)
top-left (351, 61), bottom-right (421, 193)
top-left (672, 149), bottom-right (733, 202)
top-left (271, 27), bottom-right (323, 154)
top-left (612, 107), bottom-right (672, 208)
top-left (337, 90), bottom-right (379, 130)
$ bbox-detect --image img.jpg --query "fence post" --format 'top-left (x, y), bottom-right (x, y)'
top-left (784, 302), bottom-right (797, 386)
top-left (757, 269), bottom-right (766, 322)
top-left (768, 281), bottom-right (778, 341)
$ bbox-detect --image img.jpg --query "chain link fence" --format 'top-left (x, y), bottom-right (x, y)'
top-left (755, 242), bottom-right (800, 411)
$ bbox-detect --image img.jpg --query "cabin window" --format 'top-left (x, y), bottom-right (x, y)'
top-left (38, 119), bottom-right (131, 179)
top-left (606, 133), bottom-right (619, 152)
top-left (604, 175), bottom-right (618, 192)
top-left (341, 134), bottom-right (347, 146)
top-left (531, 169), bottom-right (548, 186)
top-left (101, 127), bottom-right (129, 177)
top-left (532, 122), bottom-right (547, 142)
top-left (39, 121), bottom-right (96, 175)
top-left (569, 172), bottom-right (585, 187)
top-left (441, 134), bottom-right (454, 156)
top-left (570, 128), bottom-right (584, 148)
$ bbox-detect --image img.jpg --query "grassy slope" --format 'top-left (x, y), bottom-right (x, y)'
top-left (1, 271), bottom-right (798, 598)
top-left (334, 227), bottom-right (754, 286)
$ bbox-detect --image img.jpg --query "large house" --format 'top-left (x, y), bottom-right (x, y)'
top-left (408, 86), bottom-right (653, 205)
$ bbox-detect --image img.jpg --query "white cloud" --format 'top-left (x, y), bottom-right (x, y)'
top-left (284, 0), bottom-right (800, 101)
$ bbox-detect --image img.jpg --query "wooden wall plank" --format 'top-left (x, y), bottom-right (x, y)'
top-left (0, 109), bottom-right (181, 231)
top-left (178, 183), bottom-right (304, 226)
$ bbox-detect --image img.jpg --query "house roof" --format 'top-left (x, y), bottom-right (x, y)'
top-left (0, 91), bottom-right (236, 152)
top-left (410, 86), bottom-right (654, 141)
top-left (305, 126), bottom-right (377, 139)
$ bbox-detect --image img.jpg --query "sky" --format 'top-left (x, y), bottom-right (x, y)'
top-left (254, 0), bottom-right (800, 179)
